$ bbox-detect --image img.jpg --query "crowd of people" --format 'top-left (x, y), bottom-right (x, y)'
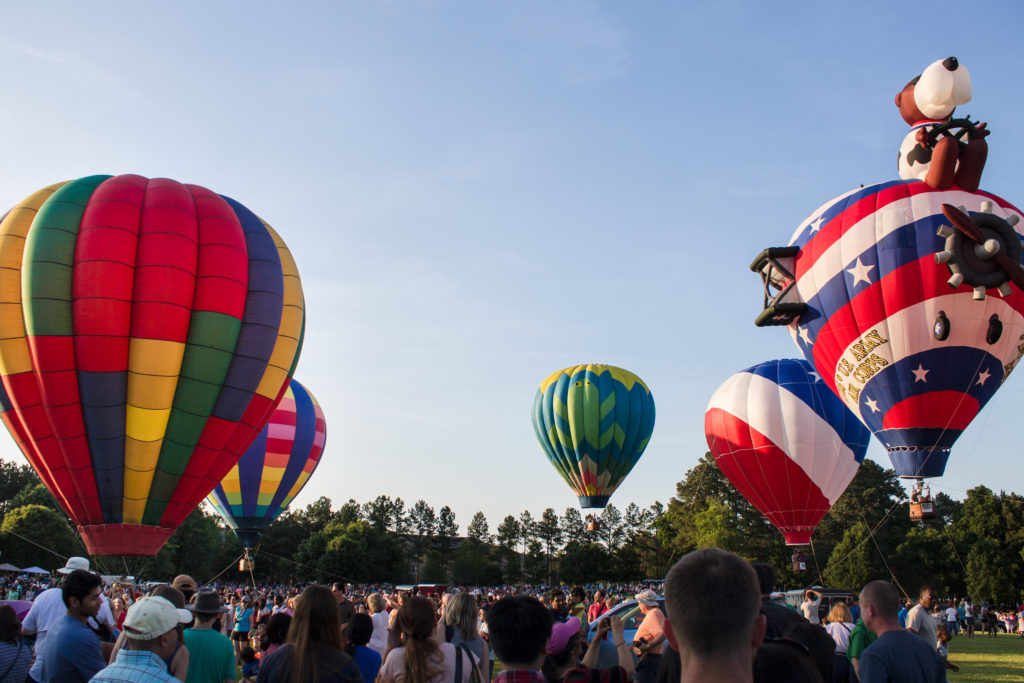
top-left (0, 553), bottom-right (1022, 682)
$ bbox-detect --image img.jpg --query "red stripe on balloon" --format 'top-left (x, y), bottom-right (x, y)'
top-left (705, 408), bottom-right (829, 544)
top-left (187, 186), bottom-right (248, 319)
top-left (882, 391), bottom-right (980, 431)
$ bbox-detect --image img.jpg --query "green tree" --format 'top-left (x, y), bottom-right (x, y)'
top-left (408, 500), bottom-right (437, 582)
top-left (495, 515), bottom-right (522, 583)
top-left (467, 512), bottom-right (490, 544)
top-left (312, 520), bottom-right (406, 583)
top-left (690, 500), bottom-right (746, 555)
top-left (560, 542), bottom-right (610, 583)
top-left (822, 521), bottom-right (887, 590)
top-left (0, 461), bottom-right (40, 518)
top-left (598, 505), bottom-right (625, 550)
top-left (140, 506), bottom-right (236, 581)
top-left (451, 538), bottom-right (499, 585)
top-left (8, 483), bottom-right (61, 514)
top-left (535, 508), bottom-right (561, 583)
top-left (0, 504), bottom-right (81, 571)
top-left (436, 506), bottom-right (459, 565)
top-left (337, 499), bottom-right (363, 525)
top-left (422, 549), bottom-right (447, 582)
top-left (561, 508), bottom-right (586, 548)
top-left (524, 539), bottom-right (547, 584)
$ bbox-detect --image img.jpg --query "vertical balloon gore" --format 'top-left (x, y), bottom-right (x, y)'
top-left (207, 378), bottom-right (326, 548)
top-left (705, 359), bottom-right (870, 545)
top-left (0, 175), bottom-right (305, 556)
top-left (531, 364), bottom-right (655, 509)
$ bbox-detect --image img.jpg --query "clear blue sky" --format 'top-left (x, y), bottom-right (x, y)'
top-left (2, 1), bottom-right (1023, 535)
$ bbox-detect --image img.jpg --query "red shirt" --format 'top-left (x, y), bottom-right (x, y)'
top-left (495, 670), bottom-right (547, 683)
top-left (587, 603), bottom-right (608, 623)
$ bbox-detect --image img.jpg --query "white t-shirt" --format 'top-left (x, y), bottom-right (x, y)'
top-left (368, 610), bottom-right (389, 656)
top-left (800, 598), bottom-right (822, 625)
top-left (906, 604), bottom-right (938, 646)
top-left (825, 621), bottom-right (854, 654)
top-left (945, 607), bottom-right (958, 622)
top-left (22, 587), bottom-right (66, 681)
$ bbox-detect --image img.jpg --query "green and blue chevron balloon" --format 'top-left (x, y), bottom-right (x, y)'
top-left (531, 364), bottom-right (655, 508)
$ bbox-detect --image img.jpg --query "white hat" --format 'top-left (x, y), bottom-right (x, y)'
top-left (123, 597), bottom-right (190, 640)
top-left (635, 589), bottom-right (659, 607)
top-left (57, 557), bottom-right (91, 575)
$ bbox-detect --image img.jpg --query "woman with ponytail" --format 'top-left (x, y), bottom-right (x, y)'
top-left (378, 596), bottom-right (475, 683)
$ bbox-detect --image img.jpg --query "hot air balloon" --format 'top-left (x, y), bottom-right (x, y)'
top-left (207, 378), bottom-right (325, 548)
top-left (753, 181), bottom-right (1024, 480)
top-left (705, 359), bottom-right (870, 546)
top-left (0, 175), bottom-right (304, 556)
top-left (531, 364), bottom-right (655, 509)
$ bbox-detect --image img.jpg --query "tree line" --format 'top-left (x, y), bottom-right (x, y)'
top-left (0, 455), bottom-right (1021, 603)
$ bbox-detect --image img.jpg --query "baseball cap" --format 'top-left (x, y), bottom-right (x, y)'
top-left (123, 597), bottom-right (189, 640)
top-left (171, 575), bottom-right (197, 593)
top-left (547, 616), bottom-right (582, 655)
top-left (57, 557), bottom-right (91, 575)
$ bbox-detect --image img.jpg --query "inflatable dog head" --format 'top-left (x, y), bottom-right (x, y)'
top-left (896, 56), bottom-right (972, 124)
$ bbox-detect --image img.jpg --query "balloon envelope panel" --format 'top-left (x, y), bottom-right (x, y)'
top-left (705, 358), bottom-right (870, 545)
top-left (0, 175), bottom-right (305, 555)
top-left (786, 181), bottom-right (1024, 478)
top-left (532, 364), bottom-right (655, 508)
top-left (207, 378), bottom-right (326, 548)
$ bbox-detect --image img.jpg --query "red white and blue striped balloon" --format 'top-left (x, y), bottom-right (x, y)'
top-left (705, 359), bottom-right (870, 545)
top-left (786, 180), bottom-right (1024, 478)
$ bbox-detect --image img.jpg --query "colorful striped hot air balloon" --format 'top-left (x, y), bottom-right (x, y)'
top-left (0, 175), bottom-right (304, 555)
top-left (207, 378), bottom-right (325, 548)
top-left (779, 181), bottom-right (1024, 479)
top-left (531, 364), bottom-right (655, 508)
top-left (705, 359), bottom-right (870, 545)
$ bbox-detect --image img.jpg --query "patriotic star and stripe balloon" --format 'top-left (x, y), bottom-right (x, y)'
top-left (0, 175), bottom-right (304, 555)
top-left (784, 180), bottom-right (1024, 478)
top-left (705, 358), bottom-right (870, 545)
top-left (207, 378), bottom-right (326, 548)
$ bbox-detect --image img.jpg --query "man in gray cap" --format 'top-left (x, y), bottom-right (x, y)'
top-left (184, 591), bottom-right (237, 683)
top-left (633, 589), bottom-right (666, 683)
top-left (92, 596), bottom-right (187, 682)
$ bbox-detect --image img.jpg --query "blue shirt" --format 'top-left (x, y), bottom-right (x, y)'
top-left (858, 629), bottom-right (944, 683)
top-left (233, 606), bottom-right (253, 633)
top-left (40, 613), bottom-right (107, 683)
top-left (91, 649), bottom-right (179, 682)
top-left (354, 645), bottom-right (382, 683)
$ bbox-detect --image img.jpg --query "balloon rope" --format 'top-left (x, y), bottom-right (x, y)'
top-left (2, 528), bottom-right (67, 561)
top-left (826, 496), bottom-right (904, 576)
top-left (856, 508), bottom-right (908, 600)
top-left (940, 519), bottom-right (979, 599)
top-left (255, 547), bottom-right (358, 584)
top-left (808, 538), bottom-right (825, 587)
top-left (200, 554), bottom-right (247, 589)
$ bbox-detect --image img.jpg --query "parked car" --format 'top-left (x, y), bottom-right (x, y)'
top-left (783, 586), bottom-right (857, 623)
top-left (585, 597), bottom-right (666, 668)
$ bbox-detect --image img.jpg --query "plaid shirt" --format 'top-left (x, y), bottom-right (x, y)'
top-left (494, 669), bottom-right (547, 683)
top-left (90, 649), bottom-right (178, 683)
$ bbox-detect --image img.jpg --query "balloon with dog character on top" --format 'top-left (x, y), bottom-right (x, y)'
top-left (752, 57), bottom-right (1024, 518)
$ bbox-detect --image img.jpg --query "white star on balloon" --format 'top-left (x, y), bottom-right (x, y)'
top-left (809, 371), bottom-right (822, 383)
top-left (912, 364), bottom-right (929, 382)
top-left (808, 216), bottom-right (825, 234)
top-left (846, 258), bottom-right (876, 287)
top-left (798, 326), bottom-right (812, 346)
top-left (865, 397), bottom-right (881, 413)
top-left (977, 369), bottom-right (991, 386)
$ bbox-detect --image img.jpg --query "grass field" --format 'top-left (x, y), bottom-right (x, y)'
top-left (946, 632), bottom-right (1024, 682)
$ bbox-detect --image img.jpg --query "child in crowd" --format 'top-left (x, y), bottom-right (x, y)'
top-left (240, 645), bottom-right (260, 682)
top-left (936, 626), bottom-right (959, 673)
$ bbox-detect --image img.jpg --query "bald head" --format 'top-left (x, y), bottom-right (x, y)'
top-left (860, 580), bottom-right (899, 619)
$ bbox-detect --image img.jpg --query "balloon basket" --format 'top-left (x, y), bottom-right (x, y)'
top-left (239, 548), bottom-right (255, 572)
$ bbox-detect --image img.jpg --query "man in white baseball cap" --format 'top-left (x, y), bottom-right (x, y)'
top-left (91, 596), bottom-right (188, 682)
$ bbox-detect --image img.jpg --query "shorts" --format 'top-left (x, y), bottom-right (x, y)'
top-left (965, 617), bottom-right (974, 625)
top-left (231, 630), bottom-right (250, 641)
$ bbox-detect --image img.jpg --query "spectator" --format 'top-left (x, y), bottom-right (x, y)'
top-left (632, 590), bottom-right (666, 683)
top-left (0, 604), bottom-right (30, 683)
top-left (183, 591), bottom-right (235, 683)
top-left (261, 612), bottom-right (291, 659)
top-left (752, 640), bottom-right (822, 683)
top-left (547, 590), bottom-right (568, 624)
top-left (257, 585), bottom-right (362, 683)
top-left (935, 626), bottom-right (958, 674)
top-left (332, 583), bottom-right (356, 631)
top-left (445, 592), bottom-right (489, 682)
top-left (846, 615), bottom-right (876, 681)
top-left (663, 548), bottom-right (765, 683)
top-left (172, 576), bottom-right (198, 606)
top-left (824, 603), bottom-right (854, 683)
top-left (344, 613), bottom-right (381, 683)
top-left (378, 596), bottom-right (476, 683)
top-left (365, 593), bottom-right (389, 656)
top-left (905, 587), bottom-right (939, 647)
top-left (240, 646), bottom-right (259, 683)
top-left (542, 615), bottom-right (633, 683)
top-left (40, 569), bottom-right (107, 682)
top-left (92, 597), bottom-right (185, 683)
top-left (232, 595), bottom-right (255, 666)
top-left (587, 591), bottom-right (608, 623)
top-left (485, 596), bottom-right (553, 683)
top-left (800, 589), bottom-right (823, 626)
top-left (750, 562), bottom-right (806, 639)
top-left (783, 621), bottom-right (834, 683)
top-left (857, 580), bottom-right (943, 682)
top-left (944, 603), bottom-right (958, 637)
